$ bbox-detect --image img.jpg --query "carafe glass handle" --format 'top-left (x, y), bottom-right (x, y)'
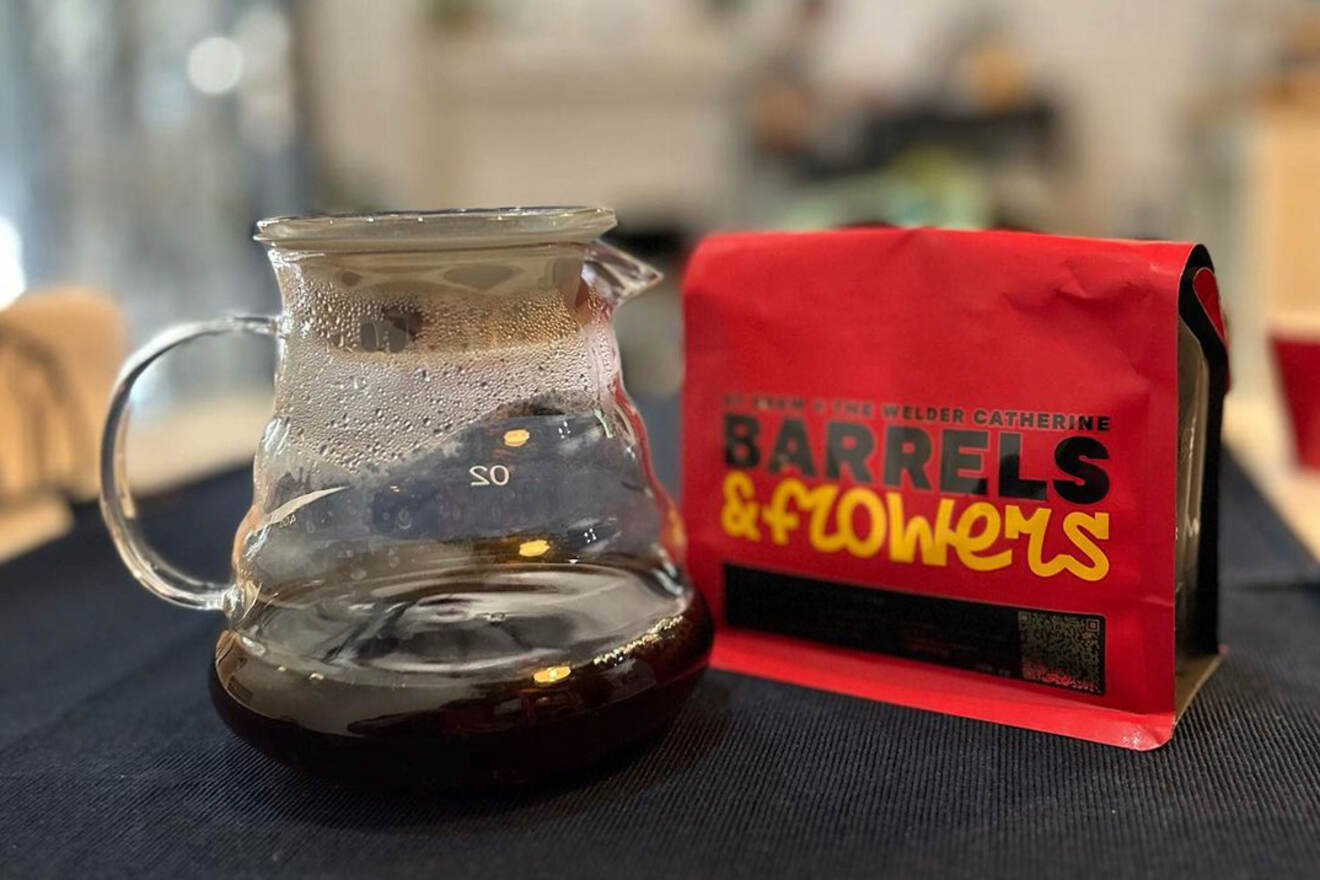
top-left (99, 315), bottom-right (278, 612)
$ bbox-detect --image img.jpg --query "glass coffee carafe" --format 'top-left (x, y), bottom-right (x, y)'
top-left (100, 207), bottom-right (712, 785)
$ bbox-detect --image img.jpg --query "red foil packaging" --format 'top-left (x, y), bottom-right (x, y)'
top-left (681, 227), bottom-right (1228, 749)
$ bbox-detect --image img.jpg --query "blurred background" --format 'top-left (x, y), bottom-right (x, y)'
top-left (2, 0), bottom-right (1320, 560)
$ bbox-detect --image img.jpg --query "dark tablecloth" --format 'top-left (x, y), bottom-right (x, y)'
top-left (2, 396), bottom-right (1319, 878)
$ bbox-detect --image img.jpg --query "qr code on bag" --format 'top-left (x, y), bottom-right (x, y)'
top-left (1017, 611), bottom-right (1104, 694)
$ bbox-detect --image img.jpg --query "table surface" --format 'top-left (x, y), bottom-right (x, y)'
top-left (3, 396), bottom-right (1320, 879)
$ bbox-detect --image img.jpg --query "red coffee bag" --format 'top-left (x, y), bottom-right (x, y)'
top-left (681, 227), bottom-right (1227, 749)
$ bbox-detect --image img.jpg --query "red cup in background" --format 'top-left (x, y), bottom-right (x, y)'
top-left (1271, 321), bottom-right (1320, 471)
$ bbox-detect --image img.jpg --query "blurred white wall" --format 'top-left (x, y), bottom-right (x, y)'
top-left (302, 0), bottom-right (740, 226)
top-left (300, 0), bottom-right (1258, 235)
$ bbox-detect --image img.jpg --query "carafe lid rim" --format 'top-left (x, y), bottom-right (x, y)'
top-left (254, 206), bottom-right (616, 250)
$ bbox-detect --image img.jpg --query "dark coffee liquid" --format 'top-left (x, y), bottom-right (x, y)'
top-left (210, 562), bottom-right (712, 786)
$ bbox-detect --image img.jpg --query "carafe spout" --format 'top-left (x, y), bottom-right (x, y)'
top-left (583, 240), bottom-right (663, 305)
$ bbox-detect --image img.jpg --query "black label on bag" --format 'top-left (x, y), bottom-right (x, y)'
top-left (723, 563), bottom-right (1105, 694)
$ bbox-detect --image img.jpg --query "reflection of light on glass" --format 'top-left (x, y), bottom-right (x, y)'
top-left (532, 665), bottom-right (571, 685)
top-left (186, 36), bottom-right (244, 95)
top-left (518, 538), bottom-right (550, 557)
top-left (503, 429), bottom-right (530, 447)
top-left (0, 216), bottom-right (26, 308)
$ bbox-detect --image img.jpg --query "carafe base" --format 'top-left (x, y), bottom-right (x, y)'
top-left (209, 589), bottom-right (713, 786)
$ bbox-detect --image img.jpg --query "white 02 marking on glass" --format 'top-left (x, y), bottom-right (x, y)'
top-left (469, 464), bottom-right (510, 487)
